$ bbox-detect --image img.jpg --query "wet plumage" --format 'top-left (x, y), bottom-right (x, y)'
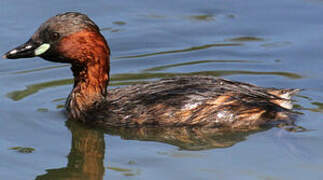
top-left (3, 12), bottom-right (300, 129)
top-left (83, 76), bottom-right (298, 128)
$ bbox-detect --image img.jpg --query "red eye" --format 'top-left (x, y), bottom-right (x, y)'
top-left (51, 32), bottom-right (60, 40)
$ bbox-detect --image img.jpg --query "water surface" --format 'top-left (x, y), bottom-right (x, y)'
top-left (1, 0), bottom-right (323, 179)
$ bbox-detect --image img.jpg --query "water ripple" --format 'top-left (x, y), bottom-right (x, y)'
top-left (7, 70), bottom-right (302, 101)
top-left (115, 43), bottom-right (242, 59)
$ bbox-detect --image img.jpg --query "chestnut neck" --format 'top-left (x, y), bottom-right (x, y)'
top-left (71, 58), bottom-right (109, 98)
top-left (61, 30), bottom-right (110, 120)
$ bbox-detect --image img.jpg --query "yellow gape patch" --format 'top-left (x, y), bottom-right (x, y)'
top-left (35, 43), bottom-right (50, 56)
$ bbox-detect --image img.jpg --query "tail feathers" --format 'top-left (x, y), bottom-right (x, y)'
top-left (268, 88), bottom-right (300, 100)
top-left (268, 88), bottom-right (300, 110)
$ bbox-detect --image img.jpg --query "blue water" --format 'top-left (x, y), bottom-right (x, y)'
top-left (1, 0), bottom-right (323, 179)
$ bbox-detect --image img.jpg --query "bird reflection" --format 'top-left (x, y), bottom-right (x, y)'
top-left (35, 121), bottom-right (269, 180)
top-left (104, 126), bottom-right (263, 151)
top-left (36, 121), bottom-right (105, 180)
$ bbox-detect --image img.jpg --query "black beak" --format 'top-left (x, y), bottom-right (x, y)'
top-left (3, 39), bottom-right (40, 59)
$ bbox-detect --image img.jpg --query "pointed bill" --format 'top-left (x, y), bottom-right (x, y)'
top-left (3, 39), bottom-right (51, 59)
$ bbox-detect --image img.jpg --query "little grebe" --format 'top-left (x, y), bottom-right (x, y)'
top-left (3, 12), bottom-right (300, 129)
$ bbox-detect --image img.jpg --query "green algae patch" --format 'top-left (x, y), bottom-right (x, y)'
top-left (227, 36), bottom-right (264, 42)
top-left (123, 169), bottom-right (141, 176)
top-left (107, 166), bottom-right (131, 172)
top-left (227, 14), bottom-right (236, 18)
top-left (52, 97), bottom-right (66, 102)
top-left (123, 172), bottom-right (136, 176)
top-left (37, 108), bottom-right (49, 112)
top-left (7, 79), bottom-right (73, 101)
top-left (127, 160), bottom-right (136, 165)
top-left (9, 146), bottom-right (35, 153)
top-left (301, 101), bottom-right (323, 113)
top-left (56, 104), bottom-right (65, 109)
top-left (107, 166), bottom-right (141, 176)
top-left (113, 21), bottom-right (126, 25)
top-left (189, 14), bottom-right (215, 21)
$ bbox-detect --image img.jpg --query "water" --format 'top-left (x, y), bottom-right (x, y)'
top-left (1, 0), bottom-right (323, 179)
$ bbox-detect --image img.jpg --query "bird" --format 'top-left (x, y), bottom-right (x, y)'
top-left (3, 12), bottom-right (300, 129)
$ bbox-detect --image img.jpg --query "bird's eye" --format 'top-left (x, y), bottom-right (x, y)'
top-left (51, 32), bottom-right (60, 41)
